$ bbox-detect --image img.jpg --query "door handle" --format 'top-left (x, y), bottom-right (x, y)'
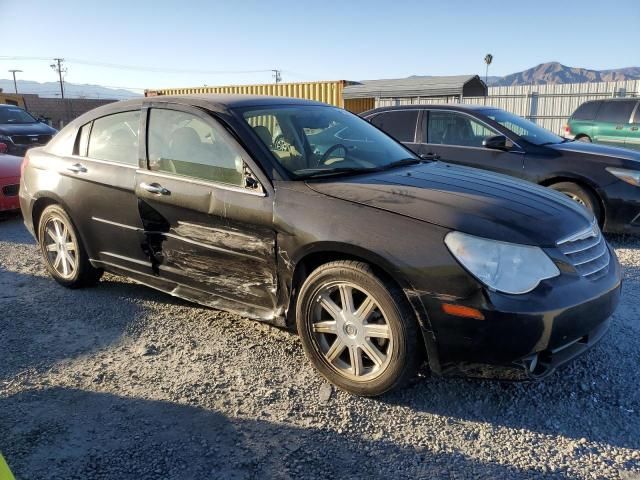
top-left (632, 126), bottom-right (639, 131)
top-left (140, 182), bottom-right (170, 196)
top-left (67, 163), bottom-right (87, 173)
top-left (420, 153), bottom-right (441, 160)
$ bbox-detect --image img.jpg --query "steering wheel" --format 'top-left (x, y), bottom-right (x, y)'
top-left (317, 144), bottom-right (348, 167)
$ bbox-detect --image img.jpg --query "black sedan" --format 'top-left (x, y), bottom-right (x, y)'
top-left (362, 104), bottom-right (640, 234)
top-left (19, 95), bottom-right (621, 396)
top-left (0, 104), bottom-right (57, 156)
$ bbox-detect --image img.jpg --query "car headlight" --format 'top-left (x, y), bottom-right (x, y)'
top-left (606, 167), bottom-right (640, 187)
top-left (444, 231), bottom-right (560, 294)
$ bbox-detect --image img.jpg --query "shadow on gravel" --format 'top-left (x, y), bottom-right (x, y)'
top-left (1, 387), bottom-right (570, 480)
top-left (0, 267), bottom-right (192, 382)
top-left (0, 214), bottom-right (32, 245)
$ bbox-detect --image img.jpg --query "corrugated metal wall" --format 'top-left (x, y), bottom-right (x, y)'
top-left (344, 98), bottom-right (375, 114)
top-left (375, 80), bottom-right (640, 134)
top-left (146, 80), bottom-right (347, 108)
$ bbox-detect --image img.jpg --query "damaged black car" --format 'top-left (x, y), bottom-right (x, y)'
top-left (19, 95), bottom-right (621, 396)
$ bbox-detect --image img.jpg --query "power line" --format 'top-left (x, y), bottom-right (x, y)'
top-left (0, 55), bottom-right (274, 75)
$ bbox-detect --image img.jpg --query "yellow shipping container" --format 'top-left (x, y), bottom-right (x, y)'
top-left (145, 80), bottom-right (349, 109)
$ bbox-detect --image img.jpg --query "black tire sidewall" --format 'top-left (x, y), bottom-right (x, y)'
top-left (296, 262), bottom-right (418, 396)
top-left (550, 182), bottom-right (600, 220)
top-left (37, 205), bottom-right (97, 288)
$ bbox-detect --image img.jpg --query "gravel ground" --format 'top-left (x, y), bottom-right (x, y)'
top-left (0, 213), bottom-right (639, 480)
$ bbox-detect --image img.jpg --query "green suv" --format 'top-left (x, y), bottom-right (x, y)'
top-left (565, 98), bottom-right (640, 150)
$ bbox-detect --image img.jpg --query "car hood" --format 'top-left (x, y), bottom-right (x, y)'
top-left (0, 122), bottom-right (57, 137)
top-left (0, 154), bottom-right (22, 178)
top-left (305, 162), bottom-right (593, 246)
top-left (549, 141), bottom-right (640, 163)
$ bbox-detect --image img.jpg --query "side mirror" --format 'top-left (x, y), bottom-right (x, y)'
top-left (483, 135), bottom-right (514, 151)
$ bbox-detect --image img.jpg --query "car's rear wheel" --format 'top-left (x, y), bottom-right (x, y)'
top-left (38, 204), bottom-right (102, 288)
top-left (296, 260), bottom-right (421, 396)
top-left (576, 135), bottom-right (592, 143)
top-left (549, 182), bottom-right (601, 221)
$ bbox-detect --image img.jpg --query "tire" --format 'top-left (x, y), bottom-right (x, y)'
top-left (296, 260), bottom-right (422, 396)
top-left (577, 135), bottom-right (592, 143)
top-left (549, 182), bottom-right (601, 221)
top-left (37, 204), bottom-right (103, 288)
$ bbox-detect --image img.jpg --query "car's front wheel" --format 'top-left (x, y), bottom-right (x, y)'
top-left (549, 182), bottom-right (601, 222)
top-left (296, 260), bottom-right (421, 396)
top-left (38, 204), bottom-right (103, 288)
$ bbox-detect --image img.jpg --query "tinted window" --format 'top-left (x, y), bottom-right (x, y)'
top-left (76, 122), bottom-right (91, 156)
top-left (596, 101), bottom-right (636, 123)
top-left (87, 111), bottom-right (140, 165)
top-left (147, 108), bottom-right (243, 186)
top-left (634, 103), bottom-right (640, 124)
top-left (370, 110), bottom-right (419, 143)
top-left (427, 111), bottom-right (496, 147)
top-left (572, 101), bottom-right (601, 121)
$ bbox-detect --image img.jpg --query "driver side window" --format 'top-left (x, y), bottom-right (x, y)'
top-left (427, 111), bottom-right (496, 147)
top-left (147, 108), bottom-right (244, 186)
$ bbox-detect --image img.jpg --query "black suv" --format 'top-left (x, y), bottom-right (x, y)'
top-left (0, 104), bottom-right (57, 156)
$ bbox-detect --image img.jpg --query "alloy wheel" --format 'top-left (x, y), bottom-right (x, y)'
top-left (43, 216), bottom-right (78, 279)
top-left (561, 191), bottom-right (587, 207)
top-left (310, 282), bottom-right (393, 381)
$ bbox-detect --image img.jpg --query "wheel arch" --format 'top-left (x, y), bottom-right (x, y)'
top-left (284, 242), bottom-right (438, 371)
top-left (31, 193), bottom-right (71, 241)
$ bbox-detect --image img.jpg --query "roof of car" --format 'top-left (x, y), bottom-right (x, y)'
top-left (119, 94), bottom-right (328, 110)
top-left (361, 104), bottom-right (497, 116)
top-left (69, 94), bottom-right (332, 126)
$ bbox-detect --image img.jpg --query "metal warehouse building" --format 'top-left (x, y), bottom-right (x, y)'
top-left (342, 75), bottom-right (487, 109)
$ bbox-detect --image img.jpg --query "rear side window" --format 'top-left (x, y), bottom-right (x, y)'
top-left (595, 101), bottom-right (636, 124)
top-left (633, 103), bottom-right (640, 124)
top-left (87, 111), bottom-right (140, 165)
top-left (370, 110), bottom-right (419, 143)
top-left (147, 108), bottom-right (243, 186)
top-left (571, 101), bottom-right (601, 121)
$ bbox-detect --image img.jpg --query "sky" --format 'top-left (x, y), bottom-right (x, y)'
top-left (1, 0), bottom-right (638, 95)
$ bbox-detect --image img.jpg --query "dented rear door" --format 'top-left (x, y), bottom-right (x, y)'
top-left (135, 104), bottom-right (277, 320)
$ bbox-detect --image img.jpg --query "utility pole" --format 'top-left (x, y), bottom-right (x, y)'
top-left (50, 58), bottom-right (66, 99)
top-left (272, 69), bottom-right (282, 84)
top-left (8, 69), bottom-right (22, 94)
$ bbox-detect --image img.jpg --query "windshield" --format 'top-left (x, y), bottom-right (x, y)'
top-left (240, 105), bottom-right (417, 178)
top-left (0, 107), bottom-right (37, 125)
top-left (483, 109), bottom-right (564, 146)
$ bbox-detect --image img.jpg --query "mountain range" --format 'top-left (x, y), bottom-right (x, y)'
top-left (487, 62), bottom-right (640, 86)
top-left (0, 79), bottom-right (141, 100)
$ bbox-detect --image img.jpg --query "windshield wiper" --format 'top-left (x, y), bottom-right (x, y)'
top-left (299, 167), bottom-right (381, 179)
top-left (380, 157), bottom-right (424, 170)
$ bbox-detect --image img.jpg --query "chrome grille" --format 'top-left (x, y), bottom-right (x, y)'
top-left (10, 134), bottom-right (52, 145)
top-left (557, 222), bottom-right (610, 279)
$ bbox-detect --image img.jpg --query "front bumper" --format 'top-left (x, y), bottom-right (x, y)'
top-left (601, 180), bottom-right (640, 234)
top-left (422, 244), bottom-right (621, 379)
